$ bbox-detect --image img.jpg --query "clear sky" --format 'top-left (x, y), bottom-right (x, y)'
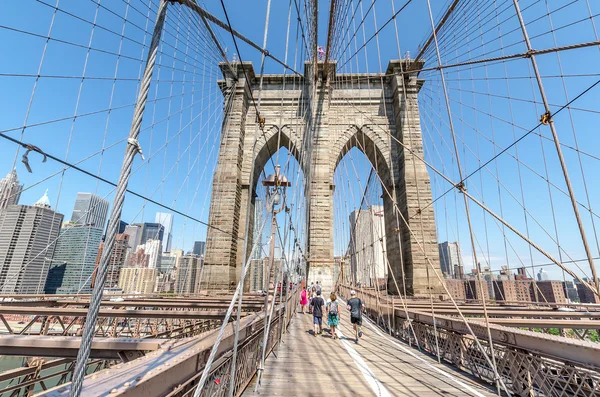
top-left (2, 0), bottom-right (600, 282)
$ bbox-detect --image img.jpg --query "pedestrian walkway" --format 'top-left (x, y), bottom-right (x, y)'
top-left (242, 302), bottom-right (498, 396)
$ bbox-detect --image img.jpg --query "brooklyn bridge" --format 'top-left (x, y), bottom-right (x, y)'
top-left (0, 0), bottom-right (599, 395)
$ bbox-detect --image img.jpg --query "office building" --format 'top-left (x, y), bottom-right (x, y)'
top-left (92, 233), bottom-right (130, 288)
top-left (137, 239), bottom-right (161, 269)
top-left (45, 223), bottom-right (103, 294)
top-left (193, 241), bottom-right (206, 256)
top-left (118, 220), bottom-right (128, 234)
top-left (118, 267), bottom-right (157, 294)
top-left (0, 190), bottom-right (63, 294)
top-left (0, 169), bottom-right (23, 209)
top-left (175, 255), bottom-right (203, 294)
top-left (158, 254), bottom-right (176, 274)
top-left (139, 223), bottom-right (164, 246)
top-left (125, 248), bottom-right (150, 268)
top-left (70, 192), bottom-right (109, 228)
top-left (155, 213), bottom-right (173, 253)
top-left (124, 224), bottom-right (141, 250)
top-left (438, 241), bottom-right (463, 279)
top-left (348, 205), bottom-right (387, 287)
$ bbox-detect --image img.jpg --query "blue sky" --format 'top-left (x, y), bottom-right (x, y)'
top-left (2, 0), bottom-right (600, 282)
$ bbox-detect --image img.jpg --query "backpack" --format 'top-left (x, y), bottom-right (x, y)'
top-left (329, 300), bottom-right (339, 315)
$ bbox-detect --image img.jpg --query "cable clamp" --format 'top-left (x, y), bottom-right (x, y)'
top-left (540, 111), bottom-right (552, 125)
top-left (127, 138), bottom-right (145, 161)
top-left (21, 144), bottom-right (47, 173)
top-left (455, 181), bottom-right (466, 193)
top-left (256, 113), bottom-right (266, 129)
top-left (415, 208), bottom-right (422, 216)
top-left (524, 49), bottom-right (535, 58)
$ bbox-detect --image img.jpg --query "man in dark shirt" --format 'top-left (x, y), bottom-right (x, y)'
top-left (310, 290), bottom-right (325, 336)
top-left (346, 290), bottom-right (365, 343)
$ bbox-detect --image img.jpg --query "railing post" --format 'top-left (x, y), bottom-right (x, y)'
top-left (68, 2), bottom-right (169, 396)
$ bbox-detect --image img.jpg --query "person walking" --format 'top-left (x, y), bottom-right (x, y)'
top-left (310, 290), bottom-right (325, 336)
top-left (327, 292), bottom-right (340, 339)
top-left (346, 290), bottom-right (364, 343)
top-left (315, 281), bottom-right (322, 295)
top-left (299, 287), bottom-right (308, 314)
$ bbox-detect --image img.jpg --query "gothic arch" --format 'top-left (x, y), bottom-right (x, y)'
top-left (248, 124), bottom-right (305, 198)
top-left (332, 125), bottom-right (392, 186)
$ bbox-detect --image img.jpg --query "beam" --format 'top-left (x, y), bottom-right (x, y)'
top-left (396, 309), bottom-right (600, 368)
top-left (36, 306), bottom-right (280, 396)
top-left (0, 335), bottom-right (165, 359)
top-left (0, 306), bottom-right (244, 319)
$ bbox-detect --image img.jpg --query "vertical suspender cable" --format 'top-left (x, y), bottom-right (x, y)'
top-left (424, 1), bottom-right (503, 393)
top-left (227, 0), bottom-right (273, 394)
top-left (68, 2), bottom-right (169, 396)
top-left (510, 0), bottom-right (599, 294)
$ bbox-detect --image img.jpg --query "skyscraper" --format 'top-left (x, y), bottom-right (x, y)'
top-left (118, 267), bottom-right (157, 294)
top-left (0, 190), bottom-right (63, 294)
top-left (124, 224), bottom-right (142, 250)
top-left (92, 233), bottom-right (130, 288)
top-left (192, 241), bottom-right (206, 256)
top-left (70, 192), bottom-right (109, 228)
top-left (155, 213), bottom-right (173, 253)
top-left (0, 169), bottom-right (23, 209)
top-left (44, 223), bottom-right (103, 294)
top-left (348, 205), bottom-right (387, 287)
top-left (137, 239), bottom-right (161, 269)
top-left (438, 242), bottom-right (464, 279)
top-left (139, 223), bottom-right (164, 246)
top-left (537, 268), bottom-right (549, 281)
top-left (175, 255), bottom-right (203, 294)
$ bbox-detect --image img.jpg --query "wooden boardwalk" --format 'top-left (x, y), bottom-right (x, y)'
top-left (242, 303), bottom-right (497, 397)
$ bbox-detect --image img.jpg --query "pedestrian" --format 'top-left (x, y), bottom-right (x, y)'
top-left (310, 290), bottom-right (325, 336)
top-left (346, 290), bottom-right (364, 343)
top-left (308, 287), bottom-right (316, 314)
top-left (315, 281), bottom-right (322, 295)
top-left (300, 287), bottom-right (308, 314)
top-left (327, 292), bottom-right (339, 339)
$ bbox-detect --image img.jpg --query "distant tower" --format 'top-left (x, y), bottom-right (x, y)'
top-left (0, 169), bottom-right (23, 209)
top-left (155, 213), bottom-right (174, 253)
top-left (70, 192), bottom-right (109, 229)
top-left (0, 190), bottom-right (64, 294)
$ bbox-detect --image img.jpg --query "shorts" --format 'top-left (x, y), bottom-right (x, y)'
top-left (313, 316), bottom-right (322, 326)
top-left (350, 316), bottom-right (362, 326)
top-left (328, 312), bottom-right (339, 327)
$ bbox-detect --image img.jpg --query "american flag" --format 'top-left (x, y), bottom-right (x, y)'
top-left (317, 46), bottom-right (325, 60)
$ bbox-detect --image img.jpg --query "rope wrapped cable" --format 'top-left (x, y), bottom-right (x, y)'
top-left (67, 2), bottom-right (169, 396)
top-left (192, 211), bottom-right (272, 396)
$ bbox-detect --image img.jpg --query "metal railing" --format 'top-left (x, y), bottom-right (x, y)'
top-left (33, 285), bottom-right (300, 396)
top-left (337, 284), bottom-right (600, 396)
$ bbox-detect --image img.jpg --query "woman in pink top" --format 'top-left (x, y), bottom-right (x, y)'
top-left (299, 288), bottom-right (308, 313)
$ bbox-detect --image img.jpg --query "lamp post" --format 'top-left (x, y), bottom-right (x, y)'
top-left (261, 165), bottom-right (291, 293)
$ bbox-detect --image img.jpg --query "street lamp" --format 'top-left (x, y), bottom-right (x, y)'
top-left (261, 165), bottom-right (290, 292)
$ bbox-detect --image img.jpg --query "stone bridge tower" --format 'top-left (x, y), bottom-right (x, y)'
top-left (203, 60), bottom-right (444, 297)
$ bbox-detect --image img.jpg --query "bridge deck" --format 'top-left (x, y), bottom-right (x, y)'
top-left (243, 303), bottom-right (497, 397)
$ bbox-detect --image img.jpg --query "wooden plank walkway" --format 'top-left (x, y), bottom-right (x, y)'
top-left (242, 303), bottom-right (498, 397)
